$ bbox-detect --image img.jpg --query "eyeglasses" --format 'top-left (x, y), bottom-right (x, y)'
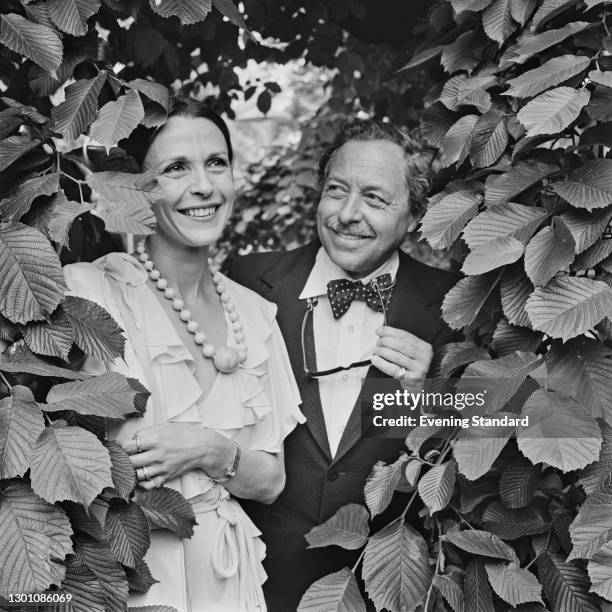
top-left (300, 278), bottom-right (394, 378)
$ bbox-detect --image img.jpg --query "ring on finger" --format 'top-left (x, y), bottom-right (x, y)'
top-left (153, 476), bottom-right (163, 489)
top-left (134, 433), bottom-right (143, 454)
top-left (138, 465), bottom-right (151, 481)
top-left (394, 365), bottom-right (407, 381)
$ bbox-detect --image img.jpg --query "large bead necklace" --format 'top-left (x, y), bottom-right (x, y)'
top-left (136, 241), bottom-right (247, 374)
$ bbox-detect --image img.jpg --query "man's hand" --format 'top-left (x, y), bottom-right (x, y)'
top-left (371, 326), bottom-right (433, 389)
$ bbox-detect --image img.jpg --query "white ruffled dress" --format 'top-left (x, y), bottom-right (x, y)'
top-left (65, 253), bottom-right (304, 612)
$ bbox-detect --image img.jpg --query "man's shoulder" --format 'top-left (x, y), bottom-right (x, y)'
top-left (398, 251), bottom-right (460, 304)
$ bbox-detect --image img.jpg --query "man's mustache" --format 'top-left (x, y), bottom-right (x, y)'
top-left (327, 222), bottom-right (374, 238)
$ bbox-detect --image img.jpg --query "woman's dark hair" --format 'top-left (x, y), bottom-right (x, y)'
top-left (123, 96), bottom-right (234, 166)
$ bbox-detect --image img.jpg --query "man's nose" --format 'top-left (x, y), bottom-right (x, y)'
top-left (189, 166), bottom-right (214, 196)
top-left (337, 191), bottom-right (363, 224)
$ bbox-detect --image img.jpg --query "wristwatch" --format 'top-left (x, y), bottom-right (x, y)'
top-left (213, 444), bottom-right (241, 483)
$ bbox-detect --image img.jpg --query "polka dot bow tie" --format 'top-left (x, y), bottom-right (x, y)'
top-left (326, 273), bottom-right (394, 319)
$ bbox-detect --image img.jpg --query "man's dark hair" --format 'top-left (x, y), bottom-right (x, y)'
top-left (124, 96), bottom-right (234, 166)
top-left (316, 118), bottom-right (431, 216)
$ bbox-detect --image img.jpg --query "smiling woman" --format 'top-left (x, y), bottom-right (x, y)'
top-left (62, 98), bottom-right (305, 611)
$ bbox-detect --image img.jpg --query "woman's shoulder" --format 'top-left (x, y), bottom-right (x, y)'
top-left (65, 252), bottom-right (147, 289)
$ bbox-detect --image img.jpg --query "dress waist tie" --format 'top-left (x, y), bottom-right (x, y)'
top-left (192, 490), bottom-right (266, 611)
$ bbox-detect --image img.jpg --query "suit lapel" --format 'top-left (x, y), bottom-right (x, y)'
top-left (260, 241), bottom-right (333, 461)
top-left (333, 251), bottom-right (442, 463)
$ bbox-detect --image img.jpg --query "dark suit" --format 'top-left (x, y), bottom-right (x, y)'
top-left (228, 240), bottom-right (458, 611)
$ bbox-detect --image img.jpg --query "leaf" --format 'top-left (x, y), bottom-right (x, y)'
top-left (23, 307), bottom-right (74, 359)
top-left (485, 561), bottom-right (543, 605)
top-left (587, 540), bottom-right (612, 600)
top-left (87, 171), bottom-right (159, 207)
top-left (405, 424), bottom-right (447, 453)
top-left (45, 372), bottom-right (138, 419)
top-left (125, 558), bottom-right (158, 593)
top-left (363, 454), bottom-right (409, 517)
top-left (560, 207), bottom-right (612, 253)
top-left (30, 422), bottom-right (113, 506)
top-left (305, 503), bottom-right (369, 550)
top-left (0, 386), bottom-right (44, 478)
top-left (212, 0), bottom-right (250, 33)
top-left (418, 460), bottom-right (456, 513)
top-left (569, 485), bottom-right (612, 560)
top-left (500, 457), bottom-right (539, 509)
top-left (48, 190), bottom-right (91, 248)
top-left (525, 276), bottom-right (612, 340)
top-left (0, 340), bottom-right (86, 379)
top-left (298, 567), bottom-right (366, 612)
top-left (574, 238), bottom-right (612, 270)
top-left (442, 274), bottom-right (498, 329)
top-left (481, 502), bottom-right (547, 538)
top-left (440, 341), bottom-right (490, 378)
top-left (464, 559), bottom-right (494, 612)
top-left (501, 266), bottom-right (533, 327)
top-left (538, 550), bottom-right (599, 612)
top-left (105, 500), bottom-right (150, 568)
top-left (62, 295), bottom-right (124, 362)
top-left (420, 190), bottom-right (480, 250)
top-left (547, 338), bottom-right (612, 420)
top-left (517, 388), bottom-right (601, 472)
top-left (441, 31), bottom-right (484, 75)
top-left (505, 55), bottom-right (592, 99)
top-left (135, 486), bottom-right (197, 539)
top-left (469, 109), bottom-right (508, 168)
top-left (0, 13), bottom-right (62, 74)
top-left (0, 134), bottom-right (39, 172)
top-left (127, 79), bottom-right (169, 111)
top-left (0, 173), bottom-right (59, 222)
top-left (440, 114), bottom-right (479, 167)
top-left (90, 90), bottom-right (145, 153)
top-left (518, 86), bottom-right (590, 137)
top-left (363, 521), bottom-right (432, 612)
top-left (507, 22), bottom-right (593, 65)
top-left (509, 0), bottom-right (538, 24)
top-left (257, 90), bottom-right (272, 115)
top-left (450, 0), bottom-right (494, 12)
top-left (94, 197), bottom-right (156, 235)
top-left (457, 351), bottom-right (541, 415)
top-left (531, 0), bottom-right (579, 28)
top-left (103, 440), bottom-right (135, 501)
top-left (434, 571), bottom-right (464, 612)
top-left (77, 536), bottom-right (129, 611)
top-left (485, 161), bottom-right (558, 207)
top-left (443, 529), bottom-right (518, 562)
top-left (0, 480), bottom-right (73, 593)
top-left (62, 559), bottom-right (106, 612)
top-left (552, 160), bottom-right (612, 210)
top-left (149, 0), bottom-right (212, 24)
top-left (401, 45), bottom-right (444, 71)
top-left (421, 103), bottom-right (458, 148)
top-left (589, 69), bottom-right (612, 88)
top-left (454, 414), bottom-right (514, 480)
top-left (462, 203), bottom-right (548, 274)
top-left (482, 0), bottom-right (516, 45)
top-left (30, 48), bottom-right (89, 96)
top-left (0, 222), bottom-right (65, 324)
top-left (46, 0), bottom-right (100, 37)
top-left (579, 424), bottom-right (612, 494)
top-left (524, 217), bottom-right (575, 286)
top-left (51, 72), bottom-right (107, 140)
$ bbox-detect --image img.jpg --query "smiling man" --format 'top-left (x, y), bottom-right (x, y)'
top-left (229, 118), bottom-right (459, 610)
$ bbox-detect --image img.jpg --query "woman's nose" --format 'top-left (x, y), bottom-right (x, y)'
top-left (337, 191), bottom-right (363, 224)
top-left (189, 167), bottom-right (214, 196)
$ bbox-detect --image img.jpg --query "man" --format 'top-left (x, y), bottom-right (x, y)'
top-left (229, 119), bottom-right (459, 610)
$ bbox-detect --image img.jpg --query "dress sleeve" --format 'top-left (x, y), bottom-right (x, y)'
top-left (246, 303), bottom-right (305, 453)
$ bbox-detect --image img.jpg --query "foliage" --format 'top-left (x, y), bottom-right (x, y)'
top-left (298, 0), bottom-right (612, 611)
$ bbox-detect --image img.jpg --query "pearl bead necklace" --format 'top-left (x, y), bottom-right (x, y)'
top-left (136, 241), bottom-right (247, 374)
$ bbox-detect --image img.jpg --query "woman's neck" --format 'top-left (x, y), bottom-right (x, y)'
top-left (145, 235), bottom-right (214, 306)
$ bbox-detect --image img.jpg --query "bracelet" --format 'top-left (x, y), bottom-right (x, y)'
top-left (213, 443), bottom-right (241, 483)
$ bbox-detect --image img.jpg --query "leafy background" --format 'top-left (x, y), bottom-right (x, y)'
top-left (1, 0), bottom-right (612, 611)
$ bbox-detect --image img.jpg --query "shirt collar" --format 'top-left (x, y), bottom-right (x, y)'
top-left (299, 247), bottom-right (399, 300)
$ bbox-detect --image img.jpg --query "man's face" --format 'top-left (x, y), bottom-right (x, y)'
top-left (316, 139), bottom-right (413, 279)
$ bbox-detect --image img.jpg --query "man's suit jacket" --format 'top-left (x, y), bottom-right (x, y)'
top-left (228, 240), bottom-right (459, 611)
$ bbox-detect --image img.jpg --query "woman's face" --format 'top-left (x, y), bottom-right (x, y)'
top-left (143, 115), bottom-right (234, 248)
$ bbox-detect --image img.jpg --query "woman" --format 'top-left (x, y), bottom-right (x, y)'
top-left (65, 99), bottom-right (304, 611)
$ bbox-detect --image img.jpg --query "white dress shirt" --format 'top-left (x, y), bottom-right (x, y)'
top-left (298, 248), bottom-right (399, 456)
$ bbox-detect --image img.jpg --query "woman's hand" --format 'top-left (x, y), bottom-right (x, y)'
top-left (119, 422), bottom-right (286, 504)
top-left (121, 422), bottom-right (234, 490)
